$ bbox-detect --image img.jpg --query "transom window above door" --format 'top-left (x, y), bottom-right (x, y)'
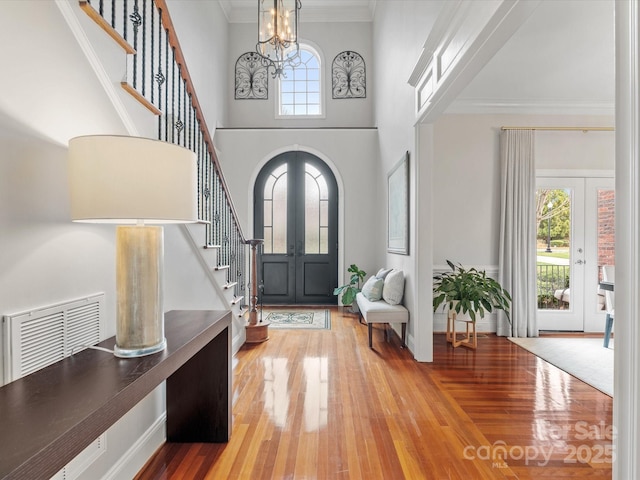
top-left (277, 44), bottom-right (323, 117)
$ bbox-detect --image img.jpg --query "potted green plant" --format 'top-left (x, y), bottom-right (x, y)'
top-left (333, 264), bottom-right (366, 311)
top-left (433, 260), bottom-right (512, 322)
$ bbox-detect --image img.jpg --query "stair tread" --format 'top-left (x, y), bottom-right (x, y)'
top-left (223, 281), bottom-right (238, 289)
top-left (231, 296), bottom-right (244, 305)
top-left (215, 265), bottom-right (230, 271)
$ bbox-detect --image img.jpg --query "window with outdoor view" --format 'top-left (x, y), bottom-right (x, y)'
top-left (278, 45), bottom-right (322, 117)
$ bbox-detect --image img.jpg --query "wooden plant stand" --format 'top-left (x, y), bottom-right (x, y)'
top-left (446, 310), bottom-right (477, 349)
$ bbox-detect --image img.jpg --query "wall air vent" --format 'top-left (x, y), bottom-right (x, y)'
top-left (3, 293), bottom-right (107, 480)
top-left (3, 293), bottom-right (104, 383)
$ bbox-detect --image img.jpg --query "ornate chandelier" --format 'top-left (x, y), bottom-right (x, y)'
top-left (256, 0), bottom-right (302, 78)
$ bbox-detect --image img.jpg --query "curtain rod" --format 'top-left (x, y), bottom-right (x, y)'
top-left (501, 126), bottom-right (614, 132)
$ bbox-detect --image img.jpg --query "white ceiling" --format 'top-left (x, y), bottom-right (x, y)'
top-left (448, 0), bottom-right (615, 115)
top-left (221, 0), bottom-right (614, 116)
top-left (218, 0), bottom-right (377, 23)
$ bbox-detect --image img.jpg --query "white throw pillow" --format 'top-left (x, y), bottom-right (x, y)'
top-left (382, 269), bottom-right (404, 305)
top-left (361, 276), bottom-right (384, 301)
top-left (376, 267), bottom-right (393, 280)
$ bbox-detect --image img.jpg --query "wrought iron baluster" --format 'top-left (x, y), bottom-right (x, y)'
top-left (191, 96), bottom-right (195, 151)
top-left (201, 138), bottom-right (206, 225)
top-left (196, 132), bottom-right (201, 222)
top-left (83, 0), bottom-right (248, 305)
top-left (182, 76), bottom-right (187, 147)
top-left (150, 4), bottom-right (155, 106)
top-left (141, 0), bottom-right (147, 97)
top-left (216, 179), bottom-right (222, 264)
top-left (231, 225), bottom-right (237, 296)
top-left (219, 194), bottom-right (225, 266)
top-left (131, 0), bottom-right (140, 89)
top-left (190, 97), bottom-right (194, 151)
top-left (239, 238), bottom-right (246, 306)
top-left (234, 225), bottom-right (241, 298)
top-left (206, 146), bottom-right (211, 229)
top-left (171, 47), bottom-right (176, 143)
top-left (123, 0), bottom-right (128, 43)
top-left (164, 29), bottom-right (170, 141)
top-left (176, 65), bottom-right (182, 145)
top-left (227, 201), bottom-right (232, 269)
top-left (224, 201), bottom-right (231, 268)
top-left (156, 9), bottom-right (163, 139)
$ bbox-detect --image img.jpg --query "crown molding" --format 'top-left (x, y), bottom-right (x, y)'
top-left (218, 0), bottom-right (376, 23)
top-left (445, 98), bottom-right (615, 116)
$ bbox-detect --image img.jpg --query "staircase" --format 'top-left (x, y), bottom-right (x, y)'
top-left (74, 0), bottom-right (248, 325)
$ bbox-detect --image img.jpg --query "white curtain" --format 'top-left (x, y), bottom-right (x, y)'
top-left (497, 129), bottom-right (538, 337)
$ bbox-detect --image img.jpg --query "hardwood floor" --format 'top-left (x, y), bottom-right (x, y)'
top-left (135, 308), bottom-right (613, 479)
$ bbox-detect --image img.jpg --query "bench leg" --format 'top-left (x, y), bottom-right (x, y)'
top-left (368, 323), bottom-right (373, 349)
top-left (401, 323), bottom-right (406, 349)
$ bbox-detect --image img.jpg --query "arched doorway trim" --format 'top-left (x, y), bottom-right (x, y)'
top-left (248, 146), bottom-right (344, 304)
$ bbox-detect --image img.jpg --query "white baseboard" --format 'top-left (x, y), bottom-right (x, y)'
top-left (232, 329), bottom-right (245, 356)
top-left (232, 312), bottom-right (246, 355)
top-left (102, 413), bottom-right (166, 480)
top-left (433, 312), bottom-right (497, 333)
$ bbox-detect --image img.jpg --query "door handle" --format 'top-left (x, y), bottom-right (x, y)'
top-left (575, 259), bottom-right (585, 265)
top-left (287, 244), bottom-right (295, 257)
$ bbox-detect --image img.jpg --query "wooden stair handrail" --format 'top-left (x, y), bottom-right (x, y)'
top-left (78, 0), bottom-right (246, 245)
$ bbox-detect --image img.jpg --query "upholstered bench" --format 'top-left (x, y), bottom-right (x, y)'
top-left (356, 292), bottom-right (408, 349)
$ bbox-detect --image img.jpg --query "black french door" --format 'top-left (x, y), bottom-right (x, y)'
top-left (254, 151), bottom-right (338, 305)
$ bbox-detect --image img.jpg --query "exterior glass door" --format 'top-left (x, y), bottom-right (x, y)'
top-left (536, 177), bottom-right (614, 331)
top-left (254, 152), bottom-right (338, 305)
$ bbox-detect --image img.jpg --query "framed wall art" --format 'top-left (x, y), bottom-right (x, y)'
top-left (387, 151), bottom-right (409, 255)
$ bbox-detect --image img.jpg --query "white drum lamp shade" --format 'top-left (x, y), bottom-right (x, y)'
top-left (68, 135), bottom-right (198, 357)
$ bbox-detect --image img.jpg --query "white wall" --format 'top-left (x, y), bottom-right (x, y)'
top-left (214, 128), bottom-right (382, 284)
top-left (0, 124), bottom-right (116, 385)
top-left (536, 129), bottom-right (615, 170)
top-left (372, 1), bottom-right (445, 359)
top-left (226, 21), bottom-right (373, 128)
top-left (0, 121), bottom-right (228, 479)
top-left (431, 113), bottom-right (614, 332)
top-left (166, 0), bottom-right (229, 131)
top-left (433, 113), bottom-right (615, 269)
top-left (0, 1), bottom-right (233, 478)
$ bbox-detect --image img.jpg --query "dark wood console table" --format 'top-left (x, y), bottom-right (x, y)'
top-left (0, 309), bottom-right (231, 480)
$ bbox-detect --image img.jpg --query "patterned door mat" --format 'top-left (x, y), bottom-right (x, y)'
top-left (262, 310), bottom-right (331, 330)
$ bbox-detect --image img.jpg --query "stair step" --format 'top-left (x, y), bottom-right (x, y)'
top-left (231, 296), bottom-right (244, 306)
top-left (214, 265), bottom-right (230, 271)
top-left (223, 281), bottom-right (238, 290)
top-left (121, 82), bottom-right (162, 115)
top-left (79, 1), bottom-right (135, 54)
top-left (237, 307), bottom-right (247, 318)
top-left (204, 244), bottom-right (221, 249)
